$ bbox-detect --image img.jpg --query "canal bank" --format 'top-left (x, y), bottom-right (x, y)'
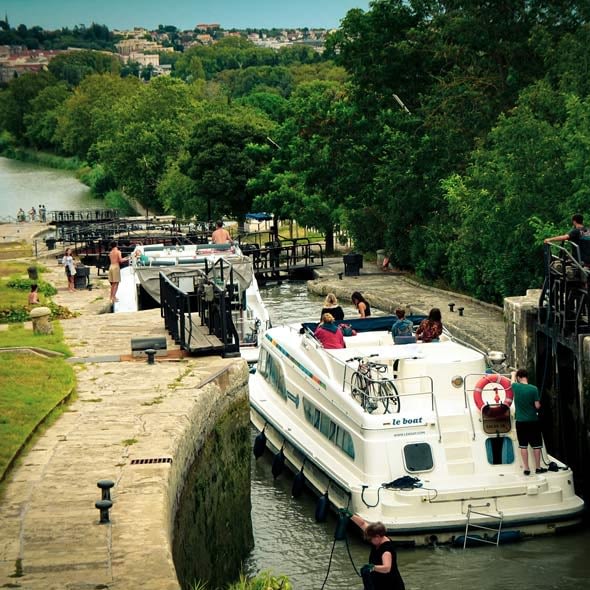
top-left (0, 227), bottom-right (251, 589)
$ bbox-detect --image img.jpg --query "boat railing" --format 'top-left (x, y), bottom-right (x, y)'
top-left (339, 357), bottom-right (437, 413)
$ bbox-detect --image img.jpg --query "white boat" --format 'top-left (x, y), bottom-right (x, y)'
top-left (249, 315), bottom-right (584, 546)
top-left (115, 242), bottom-right (270, 362)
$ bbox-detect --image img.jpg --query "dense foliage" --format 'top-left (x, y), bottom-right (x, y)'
top-left (0, 21), bottom-right (118, 50)
top-left (1, 2), bottom-right (590, 303)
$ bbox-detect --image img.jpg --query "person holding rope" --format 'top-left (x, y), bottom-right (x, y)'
top-left (350, 515), bottom-right (405, 590)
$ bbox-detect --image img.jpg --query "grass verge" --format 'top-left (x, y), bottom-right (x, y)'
top-left (0, 352), bottom-right (75, 483)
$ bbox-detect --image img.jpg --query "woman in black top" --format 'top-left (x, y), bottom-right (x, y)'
top-left (320, 292), bottom-right (344, 321)
top-left (351, 515), bottom-right (405, 590)
top-left (352, 291), bottom-right (371, 318)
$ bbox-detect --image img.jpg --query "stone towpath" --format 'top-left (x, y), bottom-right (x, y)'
top-left (0, 224), bottom-right (248, 590)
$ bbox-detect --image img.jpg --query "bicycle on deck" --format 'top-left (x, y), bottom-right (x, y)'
top-left (348, 356), bottom-right (400, 414)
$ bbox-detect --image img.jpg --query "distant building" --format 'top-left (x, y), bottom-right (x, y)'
top-left (0, 48), bottom-right (66, 83)
top-left (196, 23), bottom-right (220, 31)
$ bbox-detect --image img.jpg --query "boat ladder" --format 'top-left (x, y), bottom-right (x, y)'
top-left (463, 505), bottom-right (504, 548)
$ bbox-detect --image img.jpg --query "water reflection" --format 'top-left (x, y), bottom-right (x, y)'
top-left (246, 281), bottom-right (590, 590)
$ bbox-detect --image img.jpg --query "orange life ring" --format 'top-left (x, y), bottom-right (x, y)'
top-left (473, 374), bottom-right (514, 410)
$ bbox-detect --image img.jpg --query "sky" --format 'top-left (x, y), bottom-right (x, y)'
top-left (1, 0), bottom-right (372, 31)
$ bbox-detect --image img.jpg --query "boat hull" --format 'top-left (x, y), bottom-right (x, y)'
top-left (250, 402), bottom-right (584, 546)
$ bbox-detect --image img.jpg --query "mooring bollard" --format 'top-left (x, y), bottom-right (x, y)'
top-left (448, 302), bottom-right (455, 312)
top-left (95, 499), bottom-right (112, 524)
top-left (458, 307), bottom-right (465, 316)
top-left (97, 479), bottom-right (114, 501)
top-left (29, 306), bottom-right (52, 335)
top-left (145, 348), bottom-right (156, 365)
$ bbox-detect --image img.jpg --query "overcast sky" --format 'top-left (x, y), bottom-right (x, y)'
top-left (1, 0), bottom-right (372, 30)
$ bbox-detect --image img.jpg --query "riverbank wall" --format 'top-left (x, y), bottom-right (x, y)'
top-left (0, 227), bottom-right (252, 589)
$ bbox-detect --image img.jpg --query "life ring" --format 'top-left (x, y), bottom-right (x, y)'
top-left (473, 374), bottom-right (513, 410)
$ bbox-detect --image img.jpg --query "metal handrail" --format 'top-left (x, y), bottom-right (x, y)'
top-left (159, 263), bottom-right (240, 356)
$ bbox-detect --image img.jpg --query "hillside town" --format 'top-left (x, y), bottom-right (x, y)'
top-left (0, 22), bottom-right (331, 82)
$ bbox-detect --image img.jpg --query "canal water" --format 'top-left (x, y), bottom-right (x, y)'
top-left (2, 158), bottom-right (589, 590)
top-left (0, 157), bottom-right (105, 220)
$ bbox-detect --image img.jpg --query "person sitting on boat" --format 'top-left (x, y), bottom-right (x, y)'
top-left (350, 514), bottom-right (406, 590)
top-left (511, 368), bottom-right (547, 476)
top-left (320, 292), bottom-right (344, 321)
top-left (391, 308), bottom-right (413, 339)
top-left (352, 291), bottom-right (371, 318)
top-left (415, 308), bottom-right (443, 342)
top-left (314, 313), bottom-right (345, 349)
top-left (211, 220), bottom-right (232, 244)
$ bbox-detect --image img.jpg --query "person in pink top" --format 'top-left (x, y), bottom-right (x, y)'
top-left (314, 313), bottom-right (346, 349)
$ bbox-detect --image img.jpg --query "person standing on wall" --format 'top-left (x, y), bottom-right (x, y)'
top-left (511, 368), bottom-right (547, 476)
top-left (350, 514), bottom-right (405, 590)
top-left (108, 241), bottom-right (128, 304)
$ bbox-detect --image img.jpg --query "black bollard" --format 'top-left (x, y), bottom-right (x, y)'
top-left (95, 499), bottom-right (113, 524)
top-left (97, 479), bottom-right (115, 501)
top-left (145, 348), bottom-right (156, 365)
top-left (458, 307), bottom-right (465, 317)
top-left (448, 303), bottom-right (455, 312)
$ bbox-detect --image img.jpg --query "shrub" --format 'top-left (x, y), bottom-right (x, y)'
top-left (104, 190), bottom-right (137, 215)
top-left (6, 277), bottom-right (57, 297)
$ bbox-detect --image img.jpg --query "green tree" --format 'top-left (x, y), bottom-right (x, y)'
top-left (98, 77), bottom-right (204, 213)
top-left (181, 108), bottom-right (274, 221)
top-left (252, 81), bottom-right (371, 254)
top-left (48, 49), bottom-right (121, 86)
top-left (0, 71), bottom-right (57, 141)
top-left (53, 74), bottom-right (139, 159)
top-left (24, 82), bottom-right (70, 150)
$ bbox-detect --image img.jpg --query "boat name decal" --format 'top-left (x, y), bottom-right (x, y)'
top-left (265, 334), bottom-right (327, 390)
top-left (391, 417), bottom-right (425, 427)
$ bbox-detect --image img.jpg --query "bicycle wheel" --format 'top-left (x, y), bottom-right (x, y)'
top-left (379, 380), bottom-right (400, 413)
top-left (351, 372), bottom-right (366, 407)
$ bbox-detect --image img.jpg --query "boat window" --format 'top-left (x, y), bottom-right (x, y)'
top-left (303, 398), bottom-right (355, 459)
top-left (403, 443), bottom-right (434, 472)
top-left (485, 437), bottom-right (514, 465)
top-left (260, 350), bottom-right (287, 401)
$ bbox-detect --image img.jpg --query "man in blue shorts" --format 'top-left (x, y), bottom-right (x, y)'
top-left (511, 369), bottom-right (547, 476)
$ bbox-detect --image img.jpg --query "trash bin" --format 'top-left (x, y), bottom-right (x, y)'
top-left (343, 253), bottom-right (363, 277)
top-left (74, 265), bottom-right (90, 289)
top-left (45, 237), bottom-right (56, 250)
top-left (27, 266), bottom-right (39, 281)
